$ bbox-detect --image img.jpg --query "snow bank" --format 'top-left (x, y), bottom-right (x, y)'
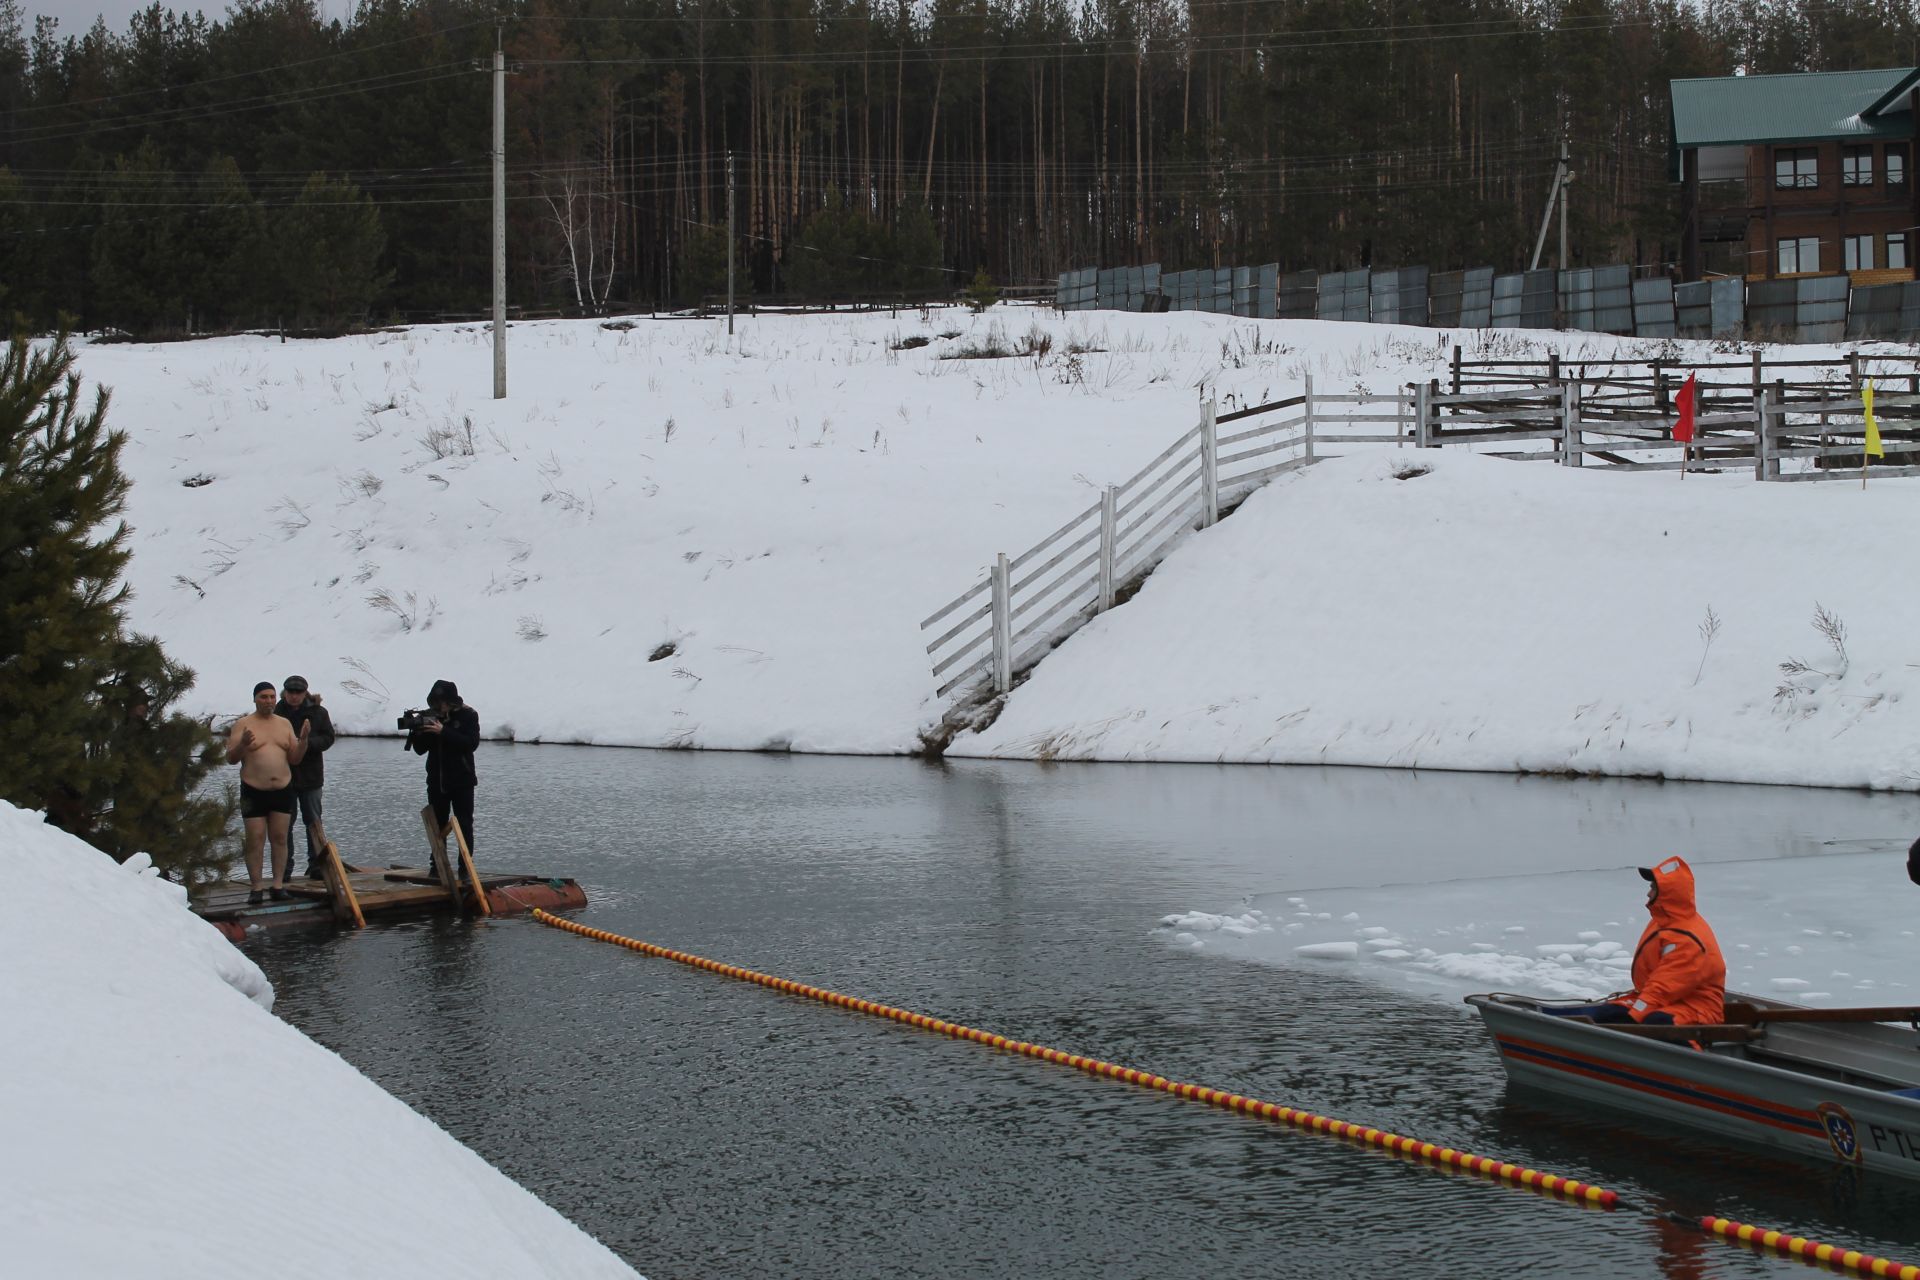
top-left (957, 450), bottom-right (1920, 790)
top-left (0, 800), bottom-right (639, 1280)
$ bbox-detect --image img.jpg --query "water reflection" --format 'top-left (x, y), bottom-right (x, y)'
top-left (253, 741), bottom-right (1920, 1278)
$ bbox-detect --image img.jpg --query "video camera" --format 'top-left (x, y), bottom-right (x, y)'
top-left (397, 708), bottom-right (441, 732)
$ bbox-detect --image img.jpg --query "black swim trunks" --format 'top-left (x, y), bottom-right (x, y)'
top-left (240, 781), bottom-right (297, 819)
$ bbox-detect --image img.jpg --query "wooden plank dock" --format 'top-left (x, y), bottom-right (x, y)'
top-left (193, 861), bottom-right (586, 942)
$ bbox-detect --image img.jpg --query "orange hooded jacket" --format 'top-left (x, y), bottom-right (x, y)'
top-left (1611, 855), bottom-right (1726, 1026)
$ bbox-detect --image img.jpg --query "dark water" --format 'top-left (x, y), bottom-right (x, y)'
top-left (253, 741), bottom-right (1920, 1279)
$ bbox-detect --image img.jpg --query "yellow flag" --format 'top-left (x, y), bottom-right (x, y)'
top-left (1864, 379), bottom-right (1883, 458)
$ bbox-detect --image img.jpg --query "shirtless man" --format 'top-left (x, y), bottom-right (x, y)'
top-left (226, 681), bottom-right (310, 904)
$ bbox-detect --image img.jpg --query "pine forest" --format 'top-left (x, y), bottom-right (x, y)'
top-left (2, 0), bottom-right (1918, 335)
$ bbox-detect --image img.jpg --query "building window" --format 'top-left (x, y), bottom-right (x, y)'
top-left (1777, 236), bottom-right (1820, 274)
top-left (1844, 234), bottom-right (1874, 270)
top-left (1842, 146), bottom-right (1874, 186)
top-left (1889, 146), bottom-right (1909, 192)
top-left (1775, 147), bottom-right (1819, 189)
top-left (1890, 233), bottom-right (1910, 271)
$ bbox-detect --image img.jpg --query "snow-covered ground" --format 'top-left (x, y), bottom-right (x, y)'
top-left (83, 308), bottom-right (1919, 789)
top-left (0, 800), bottom-right (639, 1280)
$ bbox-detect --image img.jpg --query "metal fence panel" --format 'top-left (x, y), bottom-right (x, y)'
top-left (1491, 272), bottom-right (1525, 328)
top-left (1277, 270), bottom-right (1318, 320)
top-left (1710, 278), bottom-right (1744, 338)
top-left (1317, 269), bottom-right (1370, 322)
top-left (1746, 278), bottom-right (1795, 337)
top-left (1901, 282), bottom-right (1920, 341)
top-left (1370, 266), bottom-right (1429, 326)
top-left (1593, 265), bottom-right (1633, 333)
top-left (1675, 281), bottom-right (1709, 337)
top-left (1232, 263), bottom-right (1279, 318)
top-left (1162, 268), bottom-right (1196, 311)
top-left (1794, 273), bottom-right (1847, 343)
top-left (1429, 270), bottom-right (1465, 327)
top-left (1846, 282), bottom-right (1905, 339)
top-left (1521, 269), bottom-right (1558, 329)
top-left (1369, 269), bottom-right (1400, 324)
top-left (1631, 276), bottom-right (1676, 338)
top-left (1055, 267), bottom-right (1097, 311)
top-left (1559, 268), bottom-right (1595, 332)
top-left (1095, 266), bottom-right (1127, 310)
top-left (1458, 267), bottom-right (1494, 328)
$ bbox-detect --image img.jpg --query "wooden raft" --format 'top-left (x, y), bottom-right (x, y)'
top-left (192, 819), bottom-right (584, 942)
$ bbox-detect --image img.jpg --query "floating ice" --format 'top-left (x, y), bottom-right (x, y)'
top-left (1296, 942), bottom-right (1360, 961)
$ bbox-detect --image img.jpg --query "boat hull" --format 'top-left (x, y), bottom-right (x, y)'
top-left (1467, 994), bottom-right (1920, 1181)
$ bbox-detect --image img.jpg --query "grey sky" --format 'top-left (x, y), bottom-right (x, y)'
top-left (30, 0), bottom-right (354, 38)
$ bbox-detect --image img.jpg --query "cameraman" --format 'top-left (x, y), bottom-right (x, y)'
top-left (406, 679), bottom-right (480, 856)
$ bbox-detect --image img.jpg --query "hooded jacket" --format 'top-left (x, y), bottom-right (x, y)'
top-left (407, 680), bottom-right (479, 791)
top-left (1612, 855), bottom-right (1725, 1025)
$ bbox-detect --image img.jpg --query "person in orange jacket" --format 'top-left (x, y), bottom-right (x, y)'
top-left (1547, 856), bottom-right (1727, 1027)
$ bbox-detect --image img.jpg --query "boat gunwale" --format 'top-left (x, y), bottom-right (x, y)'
top-left (1465, 992), bottom-right (1920, 1110)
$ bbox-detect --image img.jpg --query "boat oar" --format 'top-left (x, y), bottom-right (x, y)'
top-left (1726, 1003), bottom-right (1920, 1027)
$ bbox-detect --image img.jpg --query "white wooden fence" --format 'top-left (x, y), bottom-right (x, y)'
top-left (921, 380), bottom-right (1918, 704)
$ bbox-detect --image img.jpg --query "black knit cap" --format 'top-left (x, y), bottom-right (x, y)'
top-left (427, 678), bottom-right (460, 704)
top-left (283, 675), bottom-right (309, 693)
top-left (253, 681), bottom-right (274, 695)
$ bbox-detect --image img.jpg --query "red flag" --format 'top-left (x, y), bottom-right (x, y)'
top-left (1673, 372), bottom-right (1697, 444)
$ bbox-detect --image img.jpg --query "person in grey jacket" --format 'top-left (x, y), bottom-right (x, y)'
top-left (275, 675), bottom-right (335, 878)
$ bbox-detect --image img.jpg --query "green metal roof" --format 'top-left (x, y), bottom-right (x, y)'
top-left (1671, 68), bottom-right (1918, 148)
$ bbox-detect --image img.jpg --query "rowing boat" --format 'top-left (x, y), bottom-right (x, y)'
top-left (1465, 992), bottom-right (1920, 1179)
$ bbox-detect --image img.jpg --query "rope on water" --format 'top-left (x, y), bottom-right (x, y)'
top-left (529, 908), bottom-right (1618, 1207)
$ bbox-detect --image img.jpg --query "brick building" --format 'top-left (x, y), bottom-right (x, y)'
top-left (1672, 68), bottom-right (1918, 283)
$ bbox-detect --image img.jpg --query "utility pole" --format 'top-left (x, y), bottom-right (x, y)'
top-left (1529, 136), bottom-right (1573, 272)
top-left (725, 149), bottom-right (735, 337)
top-left (492, 26), bottom-right (507, 399)
top-left (1557, 136), bottom-right (1571, 271)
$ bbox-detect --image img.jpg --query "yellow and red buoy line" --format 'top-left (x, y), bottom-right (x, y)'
top-left (1700, 1217), bottom-right (1920, 1280)
top-left (529, 908), bottom-right (1616, 1208)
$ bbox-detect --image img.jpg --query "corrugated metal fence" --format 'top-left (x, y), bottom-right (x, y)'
top-left (1055, 262), bottom-right (1920, 344)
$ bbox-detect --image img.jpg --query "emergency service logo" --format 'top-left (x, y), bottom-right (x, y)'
top-left (1817, 1103), bottom-right (1862, 1163)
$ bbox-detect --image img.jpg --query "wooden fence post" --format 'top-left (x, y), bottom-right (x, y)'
top-left (1415, 381), bottom-right (1433, 448)
top-left (1097, 486), bottom-right (1116, 612)
top-left (1199, 399), bottom-right (1219, 527)
top-left (1558, 382), bottom-right (1575, 465)
top-left (991, 553), bottom-right (1012, 694)
top-left (1753, 386), bottom-right (1770, 481)
top-left (1565, 383), bottom-right (1583, 466)
top-left (1305, 372), bottom-right (1320, 462)
top-left (1848, 351), bottom-right (1861, 393)
top-left (1751, 349), bottom-right (1763, 400)
top-left (1450, 344), bottom-right (1462, 394)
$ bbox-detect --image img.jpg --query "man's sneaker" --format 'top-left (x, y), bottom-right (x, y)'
top-left (247, 889), bottom-right (265, 905)
top-left (303, 864), bottom-right (323, 880)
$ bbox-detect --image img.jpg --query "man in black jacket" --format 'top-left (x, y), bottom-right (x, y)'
top-left (408, 678), bottom-right (480, 858)
top-left (276, 675), bottom-right (335, 879)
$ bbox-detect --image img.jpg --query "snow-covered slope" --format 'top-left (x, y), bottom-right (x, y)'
top-left (957, 450), bottom-right (1920, 789)
top-left (74, 310), bottom-right (1920, 786)
top-left (0, 800), bottom-right (639, 1280)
